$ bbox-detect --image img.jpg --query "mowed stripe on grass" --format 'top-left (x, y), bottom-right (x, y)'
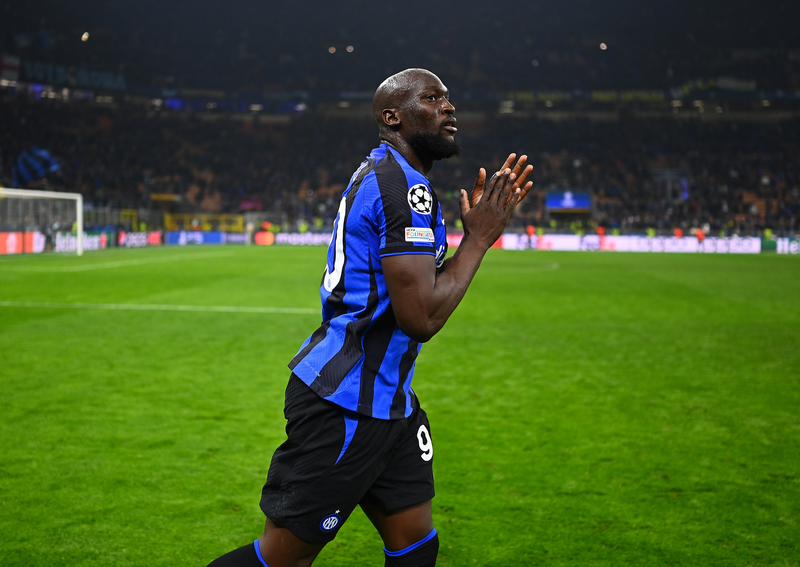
top-left (1, 246), bottom-right (798, 566)
top-left (0, 301), bottom-right (317, 315)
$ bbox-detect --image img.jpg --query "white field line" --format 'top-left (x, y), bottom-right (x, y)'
top-left (0, 252), bottom-right (234, 272)
top-left (0, 301), bottom-right (317, 315)
top-left (507, 262), bottom-right (560, 272)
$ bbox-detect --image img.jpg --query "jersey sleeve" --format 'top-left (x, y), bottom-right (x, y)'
top-left (373, 166), bottom-right (437, 258)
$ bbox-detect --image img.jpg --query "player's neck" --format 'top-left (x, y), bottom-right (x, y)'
top-left (380, 137), bottom-right (433, 176)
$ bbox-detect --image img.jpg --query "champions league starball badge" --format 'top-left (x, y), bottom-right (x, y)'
top-left (408, 184), bottom-right (433, 215)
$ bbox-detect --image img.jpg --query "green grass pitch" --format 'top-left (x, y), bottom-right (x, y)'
top-left (1, 245), bottom-right (798, 566)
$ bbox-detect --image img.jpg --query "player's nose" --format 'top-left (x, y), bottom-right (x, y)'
top-left (442, 99), bottom-right (455, 114)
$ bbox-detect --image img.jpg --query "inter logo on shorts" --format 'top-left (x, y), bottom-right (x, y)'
top-left (320, 513), bottom-right (341, 532)
top-left (408, 184), bottom-right (433, 215)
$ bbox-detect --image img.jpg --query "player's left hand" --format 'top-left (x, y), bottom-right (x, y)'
top-left (470, 153), bottom-right (534, 209)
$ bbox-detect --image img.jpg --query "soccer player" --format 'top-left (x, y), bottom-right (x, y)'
top-left (206, 68), bottom-right (533, 567)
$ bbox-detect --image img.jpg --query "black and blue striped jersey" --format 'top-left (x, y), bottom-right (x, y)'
top-left (289, 143), bottom-right (448, 419)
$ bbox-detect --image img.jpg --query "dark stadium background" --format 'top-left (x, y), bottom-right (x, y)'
top-left (1, 0), bottom-right (799, 238)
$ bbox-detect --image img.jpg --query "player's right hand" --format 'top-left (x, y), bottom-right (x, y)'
top-left (470, 153), bottom-right (534, 209)
top-left (459, 167), bottom-right (521, 250)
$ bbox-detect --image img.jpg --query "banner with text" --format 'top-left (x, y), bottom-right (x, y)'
top-left (0, 231), bottom-right (45, 254)
top-left (118, 231), bottom-right (163, 248)
top-left (165, 231), bottom-right (247, 245)
top-left (777, 238), bottom-right (800, 254)
top-left (54, 232), bottom-right (111, 253)
top-left (240, 231), bottom-right (765, 254)
top-left (500, 234), bottom-right (761, 253)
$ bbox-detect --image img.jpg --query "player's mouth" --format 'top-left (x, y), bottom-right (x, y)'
top-left (442, 121), bottom-right (458, 133)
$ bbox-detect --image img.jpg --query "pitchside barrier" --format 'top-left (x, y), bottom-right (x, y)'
top-left (0, 232), bottom-right (46, 254)
top-left (777, 238), bottom-right (800, 254)
top-left (0, 231), bottom-right (114, 255)
top-left (118, 231), bottom-right (163, 248)
top-left (499, 234), bottom-right (763, 253)
top-left (164, 231), bottom-right (248, 245)
top-left (0, 230), bottom-right (163, 255)
top-left (251, 231), bottom-right (767, 254)
top-left (2, 226), bottom-right (792, 255)
top-left (53, 231), bottom-right (113, 253)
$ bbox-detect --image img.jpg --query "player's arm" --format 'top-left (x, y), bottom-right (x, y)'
top-left (383, 168), bottom-right (520, 343)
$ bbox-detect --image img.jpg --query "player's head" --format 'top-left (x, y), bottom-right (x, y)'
top-left (372, 68), bottom-right (461, 160)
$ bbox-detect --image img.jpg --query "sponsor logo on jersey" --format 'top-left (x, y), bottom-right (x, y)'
top-left (405, 227), bottom-right (435, 243)
top-left (320, 513), bottom-right (341, 532)
top-left (407, 184), bottom-right (433, 215)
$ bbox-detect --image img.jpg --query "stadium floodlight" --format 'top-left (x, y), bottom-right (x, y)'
top-left (0, 187), bottom-right (84, 256)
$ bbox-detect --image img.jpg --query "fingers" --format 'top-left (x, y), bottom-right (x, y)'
top-left (513, 164), bottom-right (534, 192)
top-left (459, 189), bottom-right (471, 218)
top-left (522, 181), bottom-right (534, 199)
top-left (485, 168), bottom-right (514, 206)
top-left (511, 180), bottom-right (534, 209)
top-left (497, 153), bottom-right (516, 176)
top-left (497, 154), bottom-right (534, 195)
top-left (480, 152), bottom-right (534, 210)
top-left (481, 169), bottom-right (503, 204)
top-left (471, 168), bottom-right (486, 207)
top-left (510, 154), bottom-right (527, 179)
top-left (497, 171), bottom-right (516, 206)
top-left (502, 154), bottom-right (535, 209)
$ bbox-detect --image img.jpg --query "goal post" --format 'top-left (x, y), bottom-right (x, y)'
top-left (0, 188), bottom-right (84, 256)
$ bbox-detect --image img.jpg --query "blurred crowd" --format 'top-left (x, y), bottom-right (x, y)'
top-left (1, 96), bottom-right (798, 236)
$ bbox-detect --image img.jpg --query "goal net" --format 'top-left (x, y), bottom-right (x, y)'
top-left (0, 188), bottom-right (84, 256)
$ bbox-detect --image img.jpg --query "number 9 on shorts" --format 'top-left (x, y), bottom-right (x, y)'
top-left (417, 425), bottom-right (433, 461)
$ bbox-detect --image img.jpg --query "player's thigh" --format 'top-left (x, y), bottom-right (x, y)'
top-left (260, 376), bottom-right (356, 543)
top-left (361, 499), bottom-right (433, 552)
top-left (262, 375), bottom-right (414, 544)
top-left (360, 404), bottom-right (435, 549)
top-left (258, 517), bottom-right (326, 567)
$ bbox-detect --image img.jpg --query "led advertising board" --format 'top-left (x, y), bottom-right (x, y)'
top-left (545, 190), bottom-right (591, 212)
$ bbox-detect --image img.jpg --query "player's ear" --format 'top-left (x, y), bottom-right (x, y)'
top-left (382, 108), bottom-right (401, 130)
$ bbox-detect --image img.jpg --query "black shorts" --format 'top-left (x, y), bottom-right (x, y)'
top-left (260, 375), bottom-right (435, 544)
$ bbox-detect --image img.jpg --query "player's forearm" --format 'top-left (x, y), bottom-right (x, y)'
top-left (387, 170), bottom-right (518, 344)
top-left (411, 235), bottom-right (490, 341)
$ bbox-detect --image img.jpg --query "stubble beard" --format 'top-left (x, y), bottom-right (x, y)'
top-left (407, 131), bottom-right (462, 161)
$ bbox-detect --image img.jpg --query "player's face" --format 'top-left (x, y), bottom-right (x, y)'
top-left (403, 74), bottom-right (460, 160)
top-left (406, 75), bottom-right (456, 139)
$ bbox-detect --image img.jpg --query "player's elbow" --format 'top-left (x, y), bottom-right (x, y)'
top-left (396, 316), bottom-right (442, 343)
top-left (407, 328), bottom-right (437, 344)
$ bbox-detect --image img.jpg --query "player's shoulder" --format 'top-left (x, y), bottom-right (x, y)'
top-left (357, 145), bottom-right (434, 219)
top-left (375, 145), bottom-right (429, 191)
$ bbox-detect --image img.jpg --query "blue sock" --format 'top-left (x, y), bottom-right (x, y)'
top-left (253, 538), bottom-right (269, 567)
top-left (384, 529), bottom-right (438, 566)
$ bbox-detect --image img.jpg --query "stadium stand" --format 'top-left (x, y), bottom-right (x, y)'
top-left (1, 94), bottom-right (797, 236)
top-left (1, 0), bottom-right (798, 237)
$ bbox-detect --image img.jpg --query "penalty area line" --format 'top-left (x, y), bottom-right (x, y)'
top-left (0, 301), bottom-right (317, 315)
